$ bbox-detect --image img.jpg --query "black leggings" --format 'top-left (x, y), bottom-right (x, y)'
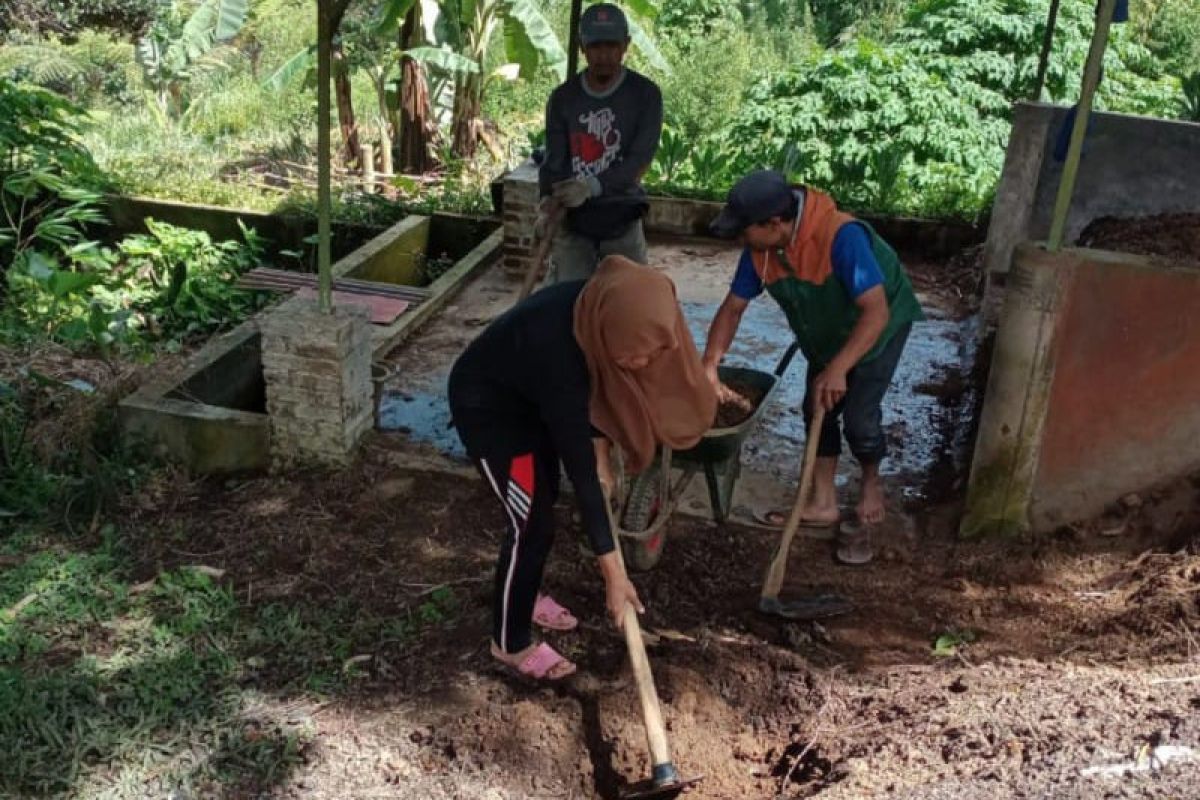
top-left (467, 434), bottom-right (562, 654)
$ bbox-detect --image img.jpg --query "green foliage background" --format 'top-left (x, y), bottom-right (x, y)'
top-left (2, 0), bottom-right (1198, 220)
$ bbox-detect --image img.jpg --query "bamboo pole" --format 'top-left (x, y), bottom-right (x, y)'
top-left (566, 0), bottom-right (583, 78)
top-left (1046, 0), bottom-right (1116, 252)
top-left (361, 142), bottom-right (376, 193)
top-left (1032, 0), bottom-right (1062, 101)
top-left (316, 0), bottom-right (333, 312)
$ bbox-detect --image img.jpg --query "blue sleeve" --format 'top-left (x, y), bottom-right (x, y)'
top-left (831, 223), bottom-right (884, 300)
top-left (730, 248), bottom-right (764, 300)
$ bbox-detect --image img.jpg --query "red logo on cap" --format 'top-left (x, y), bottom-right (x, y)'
top-left (597, 10), bottom-right (608, 20)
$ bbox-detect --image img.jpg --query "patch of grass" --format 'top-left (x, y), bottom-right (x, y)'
top-left (932, 628), bottom-right (977, 657)
top-left (0, 527), bottom-right (461, 798)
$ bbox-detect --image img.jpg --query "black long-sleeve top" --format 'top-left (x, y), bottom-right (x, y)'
top-left (447, 281), bottom-right (613, 556)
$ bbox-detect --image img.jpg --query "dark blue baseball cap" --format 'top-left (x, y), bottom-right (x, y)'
top-left (580, 3), bottom-right (629, 45)
top-left (709, 170), bottom-right (795, 238)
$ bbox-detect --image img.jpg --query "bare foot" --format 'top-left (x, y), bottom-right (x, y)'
top-left (801, 502), bottom-right (840, 525)
top-left (490, 640), bottom-right (576, 680)
top-left (857, 477), bottom-right (886, 525)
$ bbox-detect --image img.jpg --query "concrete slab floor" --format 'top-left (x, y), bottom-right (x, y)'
top-left (377, 235), bottom-right (979, 531)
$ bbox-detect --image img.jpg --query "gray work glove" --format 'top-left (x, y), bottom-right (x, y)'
top-left (551, 176), bottom-right (600, 208)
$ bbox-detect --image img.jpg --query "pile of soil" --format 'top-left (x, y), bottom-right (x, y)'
top-left (905, 245), bottom-right (986, 315)
top-left (119, 449), bottom-right (1200, 799)
top-left (715, 380), bottom-right (766, 428)
top-left (1077, 213), bottom-right (1200, 267)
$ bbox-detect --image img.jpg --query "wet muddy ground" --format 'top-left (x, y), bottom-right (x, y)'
top-left (378, 236), bottom-right (981, 531)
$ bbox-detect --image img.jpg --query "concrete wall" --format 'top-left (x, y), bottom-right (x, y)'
top-left (963, 243), bottom-right (1200, 535)
top-left (1032, 250), bottom-right (1200, 529)
top-left (119, 323), bottom-right (270, 473)
top-left (333, 215), bottom-right (430, 285)
top-left (104, 195), bottom-right (383, 261)
top-left (982, 103), bottom-right (1200, 323)
top-left (500, 160), bottom-right (983, 279)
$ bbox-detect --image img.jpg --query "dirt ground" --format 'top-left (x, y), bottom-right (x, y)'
top-left (119, 449), bottom-right (1200, 800)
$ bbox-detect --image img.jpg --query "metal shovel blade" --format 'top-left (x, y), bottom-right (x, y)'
top-left (758, 594), bottom-right (855, 620)
top-left (621, 773), bottom-right (703, 799)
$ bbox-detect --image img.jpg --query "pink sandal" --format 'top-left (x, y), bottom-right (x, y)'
top-left (493, 641), bottom-right (577, 681)
top-left (533, 594), bottom-right (578, 631)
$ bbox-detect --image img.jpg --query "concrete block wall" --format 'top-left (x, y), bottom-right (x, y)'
top-left (502, 161), bottom-right (540, 279)
top-left (260, 297), bottom-right (373, 467)
top-left (118, 322), bottom-right (271, 474)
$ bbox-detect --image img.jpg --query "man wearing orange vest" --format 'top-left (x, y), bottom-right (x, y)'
top-left (702, 170), bottom-right (924, 551)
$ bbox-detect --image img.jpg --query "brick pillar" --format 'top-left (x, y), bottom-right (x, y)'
top-left (259, 297), bottom-right (373, 467)
top-left (502, 159), bottom-right (540, 279)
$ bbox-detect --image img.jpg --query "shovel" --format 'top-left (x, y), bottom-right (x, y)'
top-left (517, 199), bottom-right (565, 302)
top-left (758, 405), bottom-right (854, 620)
top-left (605, 501), bottom-right (702, 798)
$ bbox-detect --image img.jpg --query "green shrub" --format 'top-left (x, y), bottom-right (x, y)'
top-left (5, 217), bottom-right (271, 354)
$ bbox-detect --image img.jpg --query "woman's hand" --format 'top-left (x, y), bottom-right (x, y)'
top-left (605, 573), bottom-right (644, 629)
top-left (597, 551), bottom-right (644, 629)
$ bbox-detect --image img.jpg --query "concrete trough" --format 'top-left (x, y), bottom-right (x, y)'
top-left (331, 212), bottom-right (502, 360)
top-left (118, 206), bottom-right (502, 473)
top-left (120, 322), bottom-right (271, 473)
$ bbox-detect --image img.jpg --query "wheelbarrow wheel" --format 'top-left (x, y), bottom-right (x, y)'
top-left (621, 464), bottom-right (668, 572)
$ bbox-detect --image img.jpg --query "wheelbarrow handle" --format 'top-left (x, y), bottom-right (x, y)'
top-left (774, 341), bottom-right (801, 377)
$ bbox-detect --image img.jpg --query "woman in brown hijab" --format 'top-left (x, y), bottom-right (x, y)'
top-left (448, 256), bottom-right (715, 680)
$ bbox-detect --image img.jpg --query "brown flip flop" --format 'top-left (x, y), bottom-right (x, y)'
top-left (752, 508), bottom-right (839, 540)
top-left (835, 521), bottom-right (874, 565)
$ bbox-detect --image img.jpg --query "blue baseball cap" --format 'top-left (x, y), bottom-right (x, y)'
top-left (709, 170), bottom-right (795, 238)
top-left (580, 3), bottom-right (629, 46)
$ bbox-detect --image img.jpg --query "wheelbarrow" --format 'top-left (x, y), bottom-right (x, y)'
top-left (612, 342), bottom-right (800, 571)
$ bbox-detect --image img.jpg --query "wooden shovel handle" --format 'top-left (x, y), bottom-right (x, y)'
top-left (761, 404), bottom-right (826, 600)
top-left (621, 602), bottom-right (673, 769)
top-left (608, 502), bottom-right (675, 773)
top-left (517, 200), bottom-right (565, 301)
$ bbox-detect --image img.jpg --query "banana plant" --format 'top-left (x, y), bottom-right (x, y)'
top-left (135, 0), bottom-right (249, 121)
top-left (412, 0), bottom-right (666, 159)
top-left (411, 0), bottom-right (566, 158)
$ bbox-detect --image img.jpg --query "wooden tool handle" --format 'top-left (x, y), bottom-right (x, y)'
top-left (517, 201), bottom-right (565, 301)
top-left (621, 602), bottom-right (673, 769)
top-left (761, 404), bottom-right (826, 600)
top-left (610, 526), bottom-right (675, 774)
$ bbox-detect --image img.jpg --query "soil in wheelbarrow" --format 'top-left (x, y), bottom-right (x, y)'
top-left (715, 379), bottom-right (767, 428)
top-left (120, 449), bottom-right (1200, 799)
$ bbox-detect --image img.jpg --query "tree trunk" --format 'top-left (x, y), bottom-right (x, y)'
top-left (398, 5), bottom-right (435, 174)
top-left (332, 40), bottom-right (359, 167)
top-left (450, 75), bottom-right (482, 159)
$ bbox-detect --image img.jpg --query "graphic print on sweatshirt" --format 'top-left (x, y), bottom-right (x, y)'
top-left (570, 108), bottom-right (621, 178)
